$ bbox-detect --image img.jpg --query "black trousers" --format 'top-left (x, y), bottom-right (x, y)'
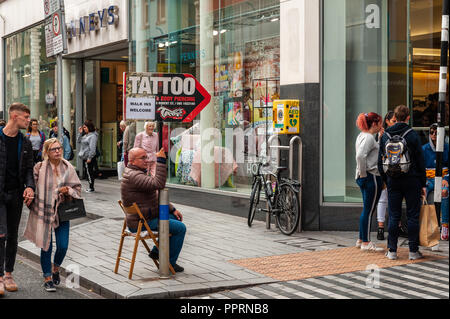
top-left (387, 176), bottom-right (422, 253)
top-left (0, 189), bottom-right (23, 277)
top-left (84, 157), bottom-right (97, 190)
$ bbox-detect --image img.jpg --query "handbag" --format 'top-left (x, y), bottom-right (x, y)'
top-left (419, 199), bottom-right (440, 247)
top-left (57, 198), bottom-right (87, 222)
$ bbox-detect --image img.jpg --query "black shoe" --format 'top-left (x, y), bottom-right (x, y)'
top-left (172, 264), bottom-right (184, 273)
top-left (377, 228), bottom-right (385, 240)
top-left (149, 250), bottom-right (159, 260)
top-left (44, 280), bottom-right (56, 292)
top-left (52, 272), bottom-right (60, 286)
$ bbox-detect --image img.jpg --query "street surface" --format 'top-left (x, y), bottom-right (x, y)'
top-left (0, 255), bottom-right (102, 299)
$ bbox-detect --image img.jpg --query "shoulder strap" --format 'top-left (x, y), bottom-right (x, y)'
top-left (401, 128), bottom-right (413, 139)
top-left (384, 132), bottom-right (392, 139)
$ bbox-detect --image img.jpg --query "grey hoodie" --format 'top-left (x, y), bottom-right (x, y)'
top-left (77, 131), bottom-right (98, 160)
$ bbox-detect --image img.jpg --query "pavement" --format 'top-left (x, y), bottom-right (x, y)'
top-left (17, 177), bottom-right (449, 299)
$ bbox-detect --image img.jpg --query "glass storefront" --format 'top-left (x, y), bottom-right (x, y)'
top-left (4, 24), bottom-right (78, 154)
top-left (323, 0), bottom-right (449, 203)
top-left (129, 0), bottom-right (280, 193)
top-left (5, 24), bottom-right (57, 138)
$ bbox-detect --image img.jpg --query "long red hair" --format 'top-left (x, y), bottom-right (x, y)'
top-left (356, 112), bottom-right (382, 132)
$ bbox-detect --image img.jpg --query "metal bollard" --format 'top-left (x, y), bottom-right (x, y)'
top-left (158, 188), bottom-right (170, 278)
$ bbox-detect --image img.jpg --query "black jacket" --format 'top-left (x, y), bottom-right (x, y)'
top-left (0, 126), bottom-right (35, 200)
top-left (377, 122), bottom-right (427, 187)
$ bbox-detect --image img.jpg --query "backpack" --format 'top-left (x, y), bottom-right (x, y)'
top-left (382, 129), bottom-right (413, 177)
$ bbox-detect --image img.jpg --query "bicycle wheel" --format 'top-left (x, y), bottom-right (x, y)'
top-left (275, 183), bottom-right (300, 235)
top-left (248, 178), bottom-right (262, 227)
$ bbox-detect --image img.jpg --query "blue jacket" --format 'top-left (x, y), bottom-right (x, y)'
top-left (378, 122), bottom-right (427, 187)
top-left (422, 141), bottom-right (449, 182)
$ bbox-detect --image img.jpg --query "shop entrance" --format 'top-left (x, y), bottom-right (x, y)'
top-left (82, 54), bottom-right (128, 175)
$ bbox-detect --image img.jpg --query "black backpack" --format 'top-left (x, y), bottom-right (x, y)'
top-left (382, 129), bottom-right (413, 177)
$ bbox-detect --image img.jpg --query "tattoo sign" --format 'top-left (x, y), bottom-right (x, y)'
top-left (123, 72), bottom-right (211, 122)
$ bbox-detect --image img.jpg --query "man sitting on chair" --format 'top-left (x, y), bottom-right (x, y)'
top-left (120, 147), bottom-right (186, 272)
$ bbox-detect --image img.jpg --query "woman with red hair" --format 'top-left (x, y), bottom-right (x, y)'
top-left (355, 112), bottom-right (384, 252)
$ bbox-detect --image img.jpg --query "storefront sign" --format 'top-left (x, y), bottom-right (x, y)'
top-left (66, 5), bottom-right (119, 39)
top-left (123, 72), bottom-right (211, 123)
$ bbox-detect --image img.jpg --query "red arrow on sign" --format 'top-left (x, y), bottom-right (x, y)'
top-left (182, 74), bottom-right (211, 123)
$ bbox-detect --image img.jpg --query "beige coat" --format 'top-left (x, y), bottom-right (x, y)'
top-left (24, 159), bottom-right (81, 251)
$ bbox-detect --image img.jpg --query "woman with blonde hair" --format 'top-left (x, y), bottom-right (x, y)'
top-left (134, 121), bottom-right (159, 176)
top-left (24, 138), bottom-right (82, 292)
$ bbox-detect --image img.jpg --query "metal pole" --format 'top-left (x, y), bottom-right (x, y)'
top-left (158, 188), bottom-right (170, 278)
top-left (57, 54), bottom-right (63, 144)
top-left (435, 0), bottom-right (450, 226)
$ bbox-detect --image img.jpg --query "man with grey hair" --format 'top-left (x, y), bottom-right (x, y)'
top-left (121, 147), bottom-right (185, 272)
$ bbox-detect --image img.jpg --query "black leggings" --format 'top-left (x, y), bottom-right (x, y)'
top-left (84, 157), bottom-right (98, 190)
top-left (0, 189), bottom-right (23, 277)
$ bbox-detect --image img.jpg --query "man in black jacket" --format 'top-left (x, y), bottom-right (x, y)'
top-left (0, 103), bottom-right (35, 295)
top-left (378, 105), bottom-right (427, 261)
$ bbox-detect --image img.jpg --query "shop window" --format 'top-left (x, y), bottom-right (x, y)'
top-left (323, 0), bottom-right (449, 203)
top-left (130, 0), bottom-right (280, 194)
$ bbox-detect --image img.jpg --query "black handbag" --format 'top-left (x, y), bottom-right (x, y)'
top-left (57, 198), bottom-right (86, 222)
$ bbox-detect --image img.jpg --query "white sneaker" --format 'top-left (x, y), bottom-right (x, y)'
top-left (361, 242), bottom-right (384, 252)
top-left (356, 240), bottom-right (362, 248)
top-left (431, 244), bottom-right (440, 252)
top-left (385, 250), bottom-right (398, 260)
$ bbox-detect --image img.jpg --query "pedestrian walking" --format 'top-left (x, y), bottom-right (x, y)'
top-left (0, 103), bottom-right (35, 296)
top-left (50, 122), bottom-right (73, 161)
top-left (378, 105), bottom-right (427, 260)
top-left (134, 121), bottom-right (159, 176)
top-left (77, 120), bottom-right (98, 193)
top-left (123, 120), bottom-right (136, 167)
top-left (23, 138), bottom-right (81, 292)
top-left (117, 120), bottom-right (127, 161)
top-left (422, 123), bottom-right (449, 240)
top-left (355, 112), bottom-right (384, 251)
top-left (26, 119), bottom-right (46, 164)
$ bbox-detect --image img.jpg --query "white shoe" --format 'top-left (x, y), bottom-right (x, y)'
top-left (361, 242), bottom-right (384, 252)
top-left (385, 250), bottom-right (398, 260)
top-left (431, 244), bottom-right (440, 252)
top-left (356, 240), bottom-right (362, 248)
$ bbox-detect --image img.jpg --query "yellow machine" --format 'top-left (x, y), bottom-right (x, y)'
top-left (273, 100), bottom-right (301, 135)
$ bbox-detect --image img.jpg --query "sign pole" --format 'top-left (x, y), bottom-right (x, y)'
top-left (57, 53), bottom-right (63, 143)
top-left (436, 0), bottom-right (449, 226)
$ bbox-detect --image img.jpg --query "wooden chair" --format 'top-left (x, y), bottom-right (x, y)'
top-left (114, 200), bottom-right (175, 279)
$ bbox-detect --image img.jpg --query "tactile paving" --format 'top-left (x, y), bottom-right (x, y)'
top-left (229, 246), bottom-right (445, 281)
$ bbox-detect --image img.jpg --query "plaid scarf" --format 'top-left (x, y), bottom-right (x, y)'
top-left (24, 159), bottom-right (81, 251)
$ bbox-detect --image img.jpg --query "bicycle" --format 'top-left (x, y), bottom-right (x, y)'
top-left (247, 160), bottom-right (301, 235)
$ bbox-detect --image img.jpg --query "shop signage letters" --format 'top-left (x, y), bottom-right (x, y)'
top-left (123, 72), bottom-right (211, 123)
top-left (66, 5), bottom-right (119, 39)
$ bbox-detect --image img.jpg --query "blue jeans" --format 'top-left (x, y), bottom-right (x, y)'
top-left (387, 176), bottom-right (422, 253)
top-left (40, 221), bottom-right (70, 278)
top-left (130, 214), bottom-right (186, 265)
top-left (426, 178), bottom-right (449, 225)
top-left (356, 173), bottom-right (383, 242)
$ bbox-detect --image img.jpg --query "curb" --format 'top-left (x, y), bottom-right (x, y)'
top-left (17, 246), bottom-right (278, 299)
